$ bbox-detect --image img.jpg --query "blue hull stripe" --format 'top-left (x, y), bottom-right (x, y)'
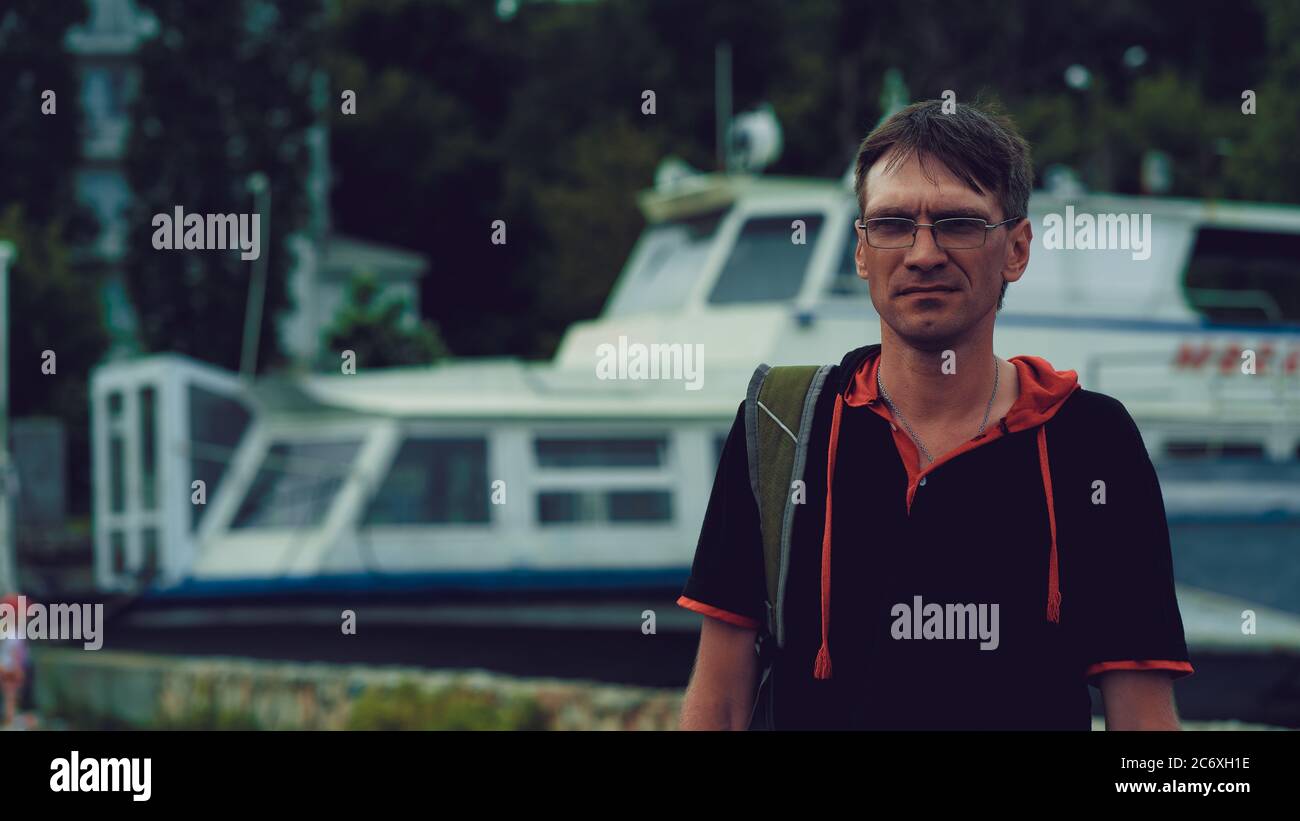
top-left (144, 567), bottom-right (694, 600)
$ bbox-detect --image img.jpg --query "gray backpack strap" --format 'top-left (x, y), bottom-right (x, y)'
top-left (743, 363), bottom-right (835, 649)
top-left (744, 363), bottom-right (771, 517)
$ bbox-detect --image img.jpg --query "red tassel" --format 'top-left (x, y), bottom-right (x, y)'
top-left (813, 394), bottom-right (845, 681)
top-left (814, 643), bottom-right (832, 679)
top-left (1047, 585), bottom-right (1062, 623)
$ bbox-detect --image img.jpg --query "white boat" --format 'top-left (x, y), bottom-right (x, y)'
top-left (85, 153), bottom-right (1300, 723)
top-left (89, 161), bottom-right (1300, 598)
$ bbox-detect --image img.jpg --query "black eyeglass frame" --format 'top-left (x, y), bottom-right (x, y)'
top-left (854, 215), bottom-right (1024, 249)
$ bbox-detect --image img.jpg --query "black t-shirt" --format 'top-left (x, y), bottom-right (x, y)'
top-left (679, 352), bottom-right (1193, 730)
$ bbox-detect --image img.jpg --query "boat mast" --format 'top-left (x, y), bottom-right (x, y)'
top-left (715, 41), bottom-right (732, 173)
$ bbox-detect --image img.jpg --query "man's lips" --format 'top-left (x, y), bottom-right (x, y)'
top-left (898, 286), bottom-right (958, 295)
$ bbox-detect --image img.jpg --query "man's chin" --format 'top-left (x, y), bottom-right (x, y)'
top-left (887, 314), bottom-right (967, 351)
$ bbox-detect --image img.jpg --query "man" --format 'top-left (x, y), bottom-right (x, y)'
top-left (0, 593), bottom-right (28, 728)
top-left (677, 100), bottom-right (1192, 730)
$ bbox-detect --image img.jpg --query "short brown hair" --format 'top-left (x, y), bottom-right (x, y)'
top-left (853, 100), bottom-right (1033, 308)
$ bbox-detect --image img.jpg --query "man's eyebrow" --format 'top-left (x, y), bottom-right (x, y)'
top-left (930, 207), bottom-right (992, 221)
top-left (862, 206), bottom-right (992, 221)
top-left (862, 206), bottom-right (916, 220)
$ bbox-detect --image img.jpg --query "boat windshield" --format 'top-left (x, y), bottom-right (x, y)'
top-left (231, 440), bottom-right (362, 529)
top-left (1184, 227), bottom-right (1300, 324)
top-left (707, 214), bottom-right (825, 304)
top-left (605, 210), bottom-right (727, 316)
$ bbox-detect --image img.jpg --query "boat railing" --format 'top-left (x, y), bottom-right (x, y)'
top-left (1084, 349), bottom-right (1300, 423)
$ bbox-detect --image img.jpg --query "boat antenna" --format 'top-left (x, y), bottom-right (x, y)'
top-left (843, 68), bottom-right (910, 189)
top-left (876, 67), bottom-right (910, 128)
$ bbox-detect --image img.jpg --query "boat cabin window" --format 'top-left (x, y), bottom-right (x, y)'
top-left (140, 387), bottom-right (157, 511)
top-left (1183, 227), bottom-right (1300, 323)
top-left (537, 489), bottom-right (672, 525)
top-left (708, 214), bottom-right (825, 304)
top-left (141, 528), bottom-right (159, 581)
top-left (1164, 440), bottom-right (1266, 460)
top-left (534, 437), bottom-right (667, 468)
top-left (828, 222), bottom-right (870, 297)
top-left (532, 435), bottom-right (672, 525)
top-left (105, 390), bottom-right (126, 514)
top-left (232, 440), bottom-right (362, 529)
top-left (109, 429), bottom-right (126, 514)
top-left (110, 531), bottom-right (126, 575)
top-left (189, 384), bottom-right (253, 531)
top-left (362, 437), bottom-right (489, 525)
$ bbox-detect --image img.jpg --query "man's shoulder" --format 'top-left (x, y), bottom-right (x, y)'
top-left (742, 360), bottom-right (850, 408)
top-left (746, 343), bottom-right (875, 393)
top-left (1053, 386), bottom-right (1138, 431)
top-left (1048, 387), bottom-right (1152, 467)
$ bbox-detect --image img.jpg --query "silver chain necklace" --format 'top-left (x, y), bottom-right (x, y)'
top-left (877, 355), bottom-right (1000, 466)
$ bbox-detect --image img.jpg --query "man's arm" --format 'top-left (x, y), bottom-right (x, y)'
top-left (1072, 395), bottom-right (1194, 727)
top-left (1098, 670), bottom-right (1181, 730)
top-left (679, 616), bottom-right (760, 730)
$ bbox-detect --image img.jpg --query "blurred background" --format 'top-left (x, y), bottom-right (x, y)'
top-left (0, 0), bottom-right (1296, 730)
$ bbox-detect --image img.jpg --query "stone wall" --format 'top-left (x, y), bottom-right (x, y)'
top-left (31, 647), bottom-right (684, 730)
top-left (32, 648), bottom-right (1280, 730)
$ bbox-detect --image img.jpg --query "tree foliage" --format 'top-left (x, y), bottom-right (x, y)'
top-left (0, 1), bottom-right (107, 515)
top-left (320, 272), bottom-right (449, 370)
top-left (326, 0), bottom-right (1298, 363)
top-left (0, 0), bottom-right (91, 232)
top-left (122, 0), bottom-right (327, 372)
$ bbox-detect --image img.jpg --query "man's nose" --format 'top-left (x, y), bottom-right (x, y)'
top-left (904, 224), bottom-right (948, 270)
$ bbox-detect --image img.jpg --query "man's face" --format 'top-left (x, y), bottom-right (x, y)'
top-left (855, 149), bottom-right (1031, 349)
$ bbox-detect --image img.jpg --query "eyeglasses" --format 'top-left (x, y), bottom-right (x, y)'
top-left (855, 216), bottom-right (1022, 249)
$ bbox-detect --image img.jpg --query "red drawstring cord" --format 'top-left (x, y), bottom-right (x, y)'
top-left (813, 392), bottom-right (845, 679)
top-left (1037, 426), bottom-right (1062, 623)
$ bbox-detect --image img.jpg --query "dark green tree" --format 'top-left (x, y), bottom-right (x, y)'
top-left (0, 1), bottom-right (109, 517)
top-left (320, 272), bottom-right (449, 370)
top-left (0, 0), bottom-right (91, 230)
top-left (1224, 0), bottom-right (1300, 203)
top-left (1, 207), bottom-right (110, 519)
top-left (326, 0), bottom-right (1296, 368)
top-left (123, 0), bottom-right (327, 372)
top-left (326, 0), bottom-right (532, 358)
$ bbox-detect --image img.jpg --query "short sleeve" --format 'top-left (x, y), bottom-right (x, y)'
top-left (677, 401), bottom-right (767, 630)
top-left (1070, 397), bottom-right (1194, 687)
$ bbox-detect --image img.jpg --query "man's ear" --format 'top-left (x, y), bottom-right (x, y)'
top-left (855, 230), bottom-right (868, 280)
top-left (1002, 218), bottom-right (1031, 285)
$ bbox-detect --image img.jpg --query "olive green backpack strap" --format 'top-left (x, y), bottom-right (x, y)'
top-left (743, 362), bottom-right (835, 649)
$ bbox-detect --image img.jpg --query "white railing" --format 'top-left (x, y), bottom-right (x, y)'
top-left (1084, 350), bottom-right (1300, 425)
